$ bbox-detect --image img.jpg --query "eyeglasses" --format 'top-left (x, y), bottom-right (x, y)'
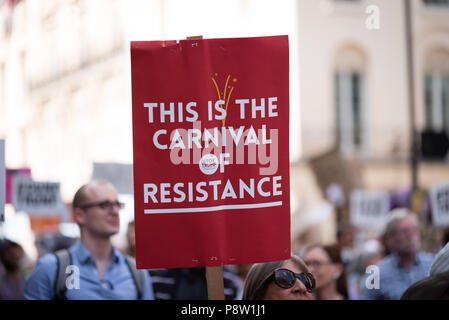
top-left (271, 268), bottom-right (316, 293)
top-left (80, 200), bottom-right (125, 211)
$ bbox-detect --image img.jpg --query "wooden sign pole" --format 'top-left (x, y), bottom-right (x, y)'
top-left (186, 35), bottom-right (203, 40)
top-left (205, 266), bottom-right (225, 300)
top-left (186, 35), bottom-right (225, 300)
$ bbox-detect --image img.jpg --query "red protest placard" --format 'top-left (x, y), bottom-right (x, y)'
top-left (131, 35), bottom-right (290, 269)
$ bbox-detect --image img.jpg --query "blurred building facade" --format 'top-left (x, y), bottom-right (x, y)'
top-left (1, 0), bottom-right (449, 250)
top-left (292, 0), bottom-right (449, 248)
top-left (0, 0), bottom-right (134, 200)
top-left (296, 0), bottom-right (449, 184)
top-left (0, 0), bottom-right (301, 200)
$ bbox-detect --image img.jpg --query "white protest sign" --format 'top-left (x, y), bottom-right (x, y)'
top-left (429, 182), bottom-right (449, 228)
top-left (12, 179), bottom-right (68, 218)
top-left (350, 189), bottom-right (390, 229)
top-left (0, 140), bottom-right (5, 222)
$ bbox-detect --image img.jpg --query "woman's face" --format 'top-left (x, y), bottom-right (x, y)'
top-left (303, 247), bottom-right (341, 290)
top-left (262, 260), bottom-right (314, 300)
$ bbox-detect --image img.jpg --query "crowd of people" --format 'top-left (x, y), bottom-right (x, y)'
top-left (0, 179), bottom-right (448, 300)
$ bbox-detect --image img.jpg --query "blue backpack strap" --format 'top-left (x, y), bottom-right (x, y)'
top-left (53, 249), bottom-right (72, 300)
top-left (124, 255), bottom-right (143, 300)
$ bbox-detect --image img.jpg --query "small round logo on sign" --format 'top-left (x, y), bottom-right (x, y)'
top-left (199, 154), bottom-right (219, 175)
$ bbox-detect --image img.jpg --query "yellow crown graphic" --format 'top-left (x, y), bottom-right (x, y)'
top-left (211, 73), bottom-right (237, 127)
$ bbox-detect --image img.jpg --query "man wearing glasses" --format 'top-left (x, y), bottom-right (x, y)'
top-left (25, 180), bottom-right (155, 300)
top-left (361, 208), bottom-right (434, 300)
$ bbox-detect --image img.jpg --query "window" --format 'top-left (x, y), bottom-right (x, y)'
top-left (335, 72), bottom-right (364, 153)
top-left (424, 74), bottom-right (449, 132)
top-left (424, 50), bottom-right (449, 132)
top-left (334, 45), bottom-right (366, 154)
top-left (422, 50), bottom-right (449, 160)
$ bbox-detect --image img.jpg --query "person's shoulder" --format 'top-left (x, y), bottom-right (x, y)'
top-left (27, 252), bottom-right (59, 281)
top-left (374, 254), bottom-right (399, 279)
top-left (36, 252), bottom-right (59, 267)
top-left (118, 253), bottom-right (147, 276)
top-left (24, 252), bottom-right (59, 300)
top-left (416, 251), bottom-right (435, 270)
top-left (418, 251), bottom-right (434, 262)
top-left (377, 254), bottom-right (395, 269)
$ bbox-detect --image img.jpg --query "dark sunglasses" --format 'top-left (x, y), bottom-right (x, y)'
top-left (271, 268), bottom-right (316, 292)
top-left (80, 200), bottom-right (125, 211)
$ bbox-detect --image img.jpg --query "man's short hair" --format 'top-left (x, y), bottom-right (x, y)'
top-left (383, 208), bottom-right (417, 237)
top-left (72, 180), bottom-right (116, 209)
top-left (72, 184), bottom-right (89, 209)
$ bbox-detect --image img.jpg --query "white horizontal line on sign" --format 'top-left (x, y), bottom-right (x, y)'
top-left (144, 201), bottom-right (283, 214)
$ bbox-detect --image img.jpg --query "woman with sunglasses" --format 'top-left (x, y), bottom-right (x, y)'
top-left (302, 244), bottom-right (348, 300)
top-left (242, 255), bottom-right (315, 300)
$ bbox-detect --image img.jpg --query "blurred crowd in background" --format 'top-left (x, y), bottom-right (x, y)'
top-left (1, 204), bottom-right (448, 300)
top-left (2, 0), bottom-right (449, 301)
